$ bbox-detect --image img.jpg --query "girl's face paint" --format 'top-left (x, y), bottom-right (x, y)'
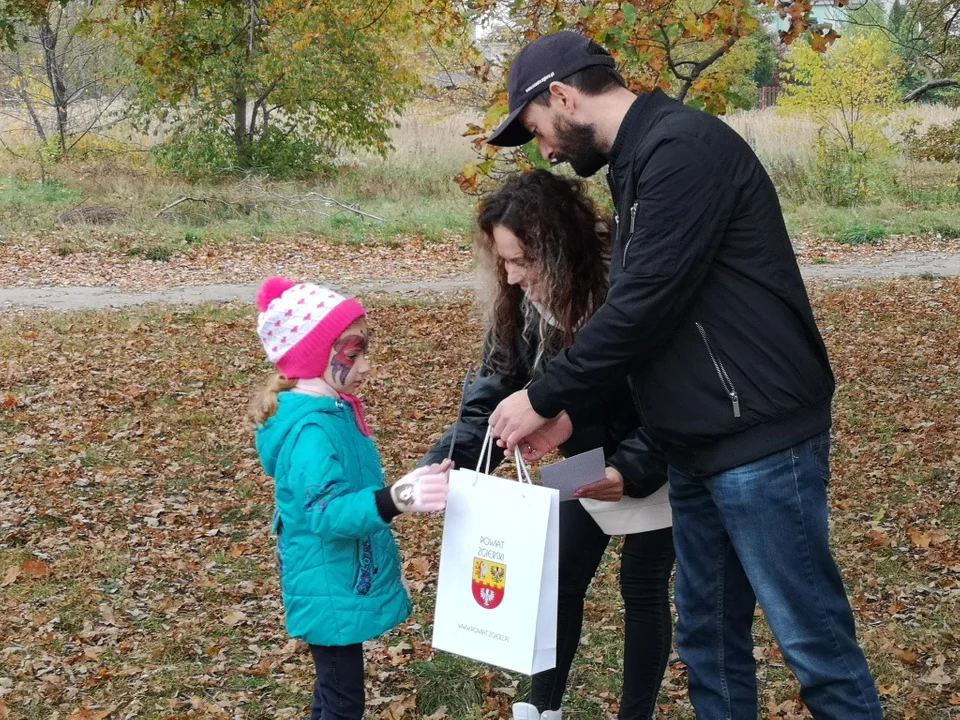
top-left (324, 319), bottom-right (371, 393)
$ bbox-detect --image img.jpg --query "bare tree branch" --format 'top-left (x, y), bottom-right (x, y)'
top-left (154, 196), bottom-right (246, 218)
top-left (675, 38), bottom-right (739, 102)
top-left (904, 77), bottom-right (960, 101)
top-left (67, 89), bottom-right (124, 151)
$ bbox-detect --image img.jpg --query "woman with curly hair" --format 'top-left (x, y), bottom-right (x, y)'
top-left (423, 169), bottom-right (675, 720)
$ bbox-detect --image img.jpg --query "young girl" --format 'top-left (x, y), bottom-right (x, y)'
top-left (249, 276), bottom-right (450, 720)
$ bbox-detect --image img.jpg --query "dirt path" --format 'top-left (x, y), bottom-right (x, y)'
top-left (2, 252), bottom-right (959, 311)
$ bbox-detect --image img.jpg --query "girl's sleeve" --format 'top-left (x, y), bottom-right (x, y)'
top-left (283, 424), bottom-right (390, 539)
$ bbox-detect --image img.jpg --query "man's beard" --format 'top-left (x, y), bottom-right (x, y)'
top-left (551, 116), bottom-right (607, 177)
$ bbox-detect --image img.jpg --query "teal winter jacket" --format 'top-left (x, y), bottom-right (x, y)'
top-left (256, 392), bottom-right (411, 646)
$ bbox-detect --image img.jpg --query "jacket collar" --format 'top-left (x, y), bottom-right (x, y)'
top-left (608, 89), bottom-right (672, 174)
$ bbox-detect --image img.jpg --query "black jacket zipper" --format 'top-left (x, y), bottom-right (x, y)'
top-left (607, 168), bottom-right (620, 247)
top-left (622, 201), bottom-right (638, 267)
top-left (695, 322), bottom-right (741, 418)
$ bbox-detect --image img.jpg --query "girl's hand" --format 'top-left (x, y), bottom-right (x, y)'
top-left (391, 460), bottom-right (452, 513)
top-left (575, 467), bottom-right (625, 502)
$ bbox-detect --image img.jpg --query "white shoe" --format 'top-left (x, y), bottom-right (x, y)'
top-left (511, 704), bottom-right (563, 720)
top-left (512, 703), bottom-right (540, 720)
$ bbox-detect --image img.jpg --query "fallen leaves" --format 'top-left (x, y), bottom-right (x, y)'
top-left (223, 610), bottom-right (249, 627)
top-left (895, 648), bottom-right (918, 665)
top-left (906, 526), bottom-right (948, 550)
top-left (0, 565), bottom-right (20, 587)
top-left (21, 558), bottom-right (50, 577)
top-left (793, 232), bottom-right (960, 264)
top-left (387, 641), bottom-right (413, 666)
top-left (910, 528), bottom-right (932, 548)
top-left (66, 709), bottom-right (111, 720)
top-left (868, 529), bottom-right (891, 547)
top-left (1, 280), bottom-right (958, 718)
top-left (379, 693), bottom-right (416, 720)
top-left (0, 233), bottom-right (473, 292)
top-left (921, 667), bottom-right (953, 686)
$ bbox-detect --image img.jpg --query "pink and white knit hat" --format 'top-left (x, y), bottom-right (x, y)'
top-left (255, 277), bottom-right (366, 380)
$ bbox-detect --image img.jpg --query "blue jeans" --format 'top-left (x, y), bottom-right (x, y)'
top-left (669, 431), bottom-right (882, 719)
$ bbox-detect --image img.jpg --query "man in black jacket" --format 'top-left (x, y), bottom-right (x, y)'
top-left (486, 31), bottom-right (882, 719)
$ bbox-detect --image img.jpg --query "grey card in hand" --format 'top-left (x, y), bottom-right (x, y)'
top-left (539, 447), bottom-right (606, 502)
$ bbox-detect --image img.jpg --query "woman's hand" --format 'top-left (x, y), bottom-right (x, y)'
top-left (574, 467), bottom-right (625, 502)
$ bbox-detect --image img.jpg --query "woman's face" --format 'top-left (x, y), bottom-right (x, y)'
top-left (492, 225), bottom-right (543, 303)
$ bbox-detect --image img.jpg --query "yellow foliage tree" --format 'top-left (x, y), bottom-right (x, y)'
top-left (780, 32), bottom-right (902, 155)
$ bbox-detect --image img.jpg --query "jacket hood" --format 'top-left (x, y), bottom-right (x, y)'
top-left (256, 392), bottom-right (343, 477)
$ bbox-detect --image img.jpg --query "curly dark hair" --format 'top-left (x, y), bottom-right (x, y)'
top-left (475, 169), bottom-right (610, 376)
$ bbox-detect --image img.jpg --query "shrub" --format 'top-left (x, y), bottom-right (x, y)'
top-left (815, 146), bottom-right (874, 207)
top-left (153, 127), bottom-right (335, 180)
top-left (780, 32), bottom-right (901, 157)
top-left (904, 119), bottom-right (960, 164)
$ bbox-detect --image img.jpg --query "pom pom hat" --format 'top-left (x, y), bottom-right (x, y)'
top-left (255, 276), bottom-right (366, 380)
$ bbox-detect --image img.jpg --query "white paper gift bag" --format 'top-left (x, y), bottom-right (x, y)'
top-left (432, 429), bottom-right (560, 675)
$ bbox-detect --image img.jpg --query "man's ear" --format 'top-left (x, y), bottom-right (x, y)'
top-left (547, 81), bottom-right (578, 114)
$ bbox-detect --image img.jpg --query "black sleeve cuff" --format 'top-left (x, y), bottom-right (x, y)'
top-left (528, 379), bottom-right (563, 419)
top-left (375, 487), bottom-right (401, 523)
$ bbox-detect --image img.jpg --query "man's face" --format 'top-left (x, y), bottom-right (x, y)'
top-left (520, 97), bottom-right (607, 177)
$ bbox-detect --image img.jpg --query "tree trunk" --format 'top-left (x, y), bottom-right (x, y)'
top-left (38, 16), bottom-right (68, 155)
top-left (233, 91), bottom-right (250, 164)
top-left (17, 85), bottom-right (48, 143)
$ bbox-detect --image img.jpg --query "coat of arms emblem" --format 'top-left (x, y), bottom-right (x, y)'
top-left (472, 557), bottom-right (506, 609)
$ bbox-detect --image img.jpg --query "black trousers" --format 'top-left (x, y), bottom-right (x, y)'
top-left (309, 643), bottom-right (365, 720)
top-left (529, 500), bottom-right (676, 720)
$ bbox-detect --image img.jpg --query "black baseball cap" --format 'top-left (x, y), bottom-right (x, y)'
top-left (487, 31), bottom-right (617, 147)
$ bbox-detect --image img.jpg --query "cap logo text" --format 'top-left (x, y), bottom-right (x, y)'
top-left (525, 71), bottom-right (555, 94)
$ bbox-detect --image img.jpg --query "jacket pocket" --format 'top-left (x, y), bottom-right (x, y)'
top-left (273, 510), bottom-right (285, 592)
top-left (695, 322), bottom-right (741, 418)
top-left (276, 537), bottom-right (286, 594)
top-left (353, 537), bottom-right (374, 595)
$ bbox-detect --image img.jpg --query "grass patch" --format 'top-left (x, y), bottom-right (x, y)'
top-left (835, 224), bottom-right (887, 245)
top-left (0, 148), bottom-right (474, 247)
top-left (126, 243), bottom-right (175, 262)
top-left (785, 201), bottom-right (960, 242)
top-left (0, 176), bottom-right (80, 209)
top-left (408, 653), bottom-right (487, 718)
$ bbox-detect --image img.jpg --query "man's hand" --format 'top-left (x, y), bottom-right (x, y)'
top-left (517, 412), bottom-right (574, 461)
top-left (575, 467), bottom-right (625, 502)
top-left (490, 390), bottom-right (549, 453)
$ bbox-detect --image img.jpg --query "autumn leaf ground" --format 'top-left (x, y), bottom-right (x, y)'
top-left (1, 280), bottom-right (959, 720)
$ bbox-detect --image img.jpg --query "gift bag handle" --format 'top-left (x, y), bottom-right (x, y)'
top-left (514, 446), bottom-right (533, 485)
top-left (473, 426), bottom-right (534, 485)
top-left (474, 425), bottom-right (495, 478)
